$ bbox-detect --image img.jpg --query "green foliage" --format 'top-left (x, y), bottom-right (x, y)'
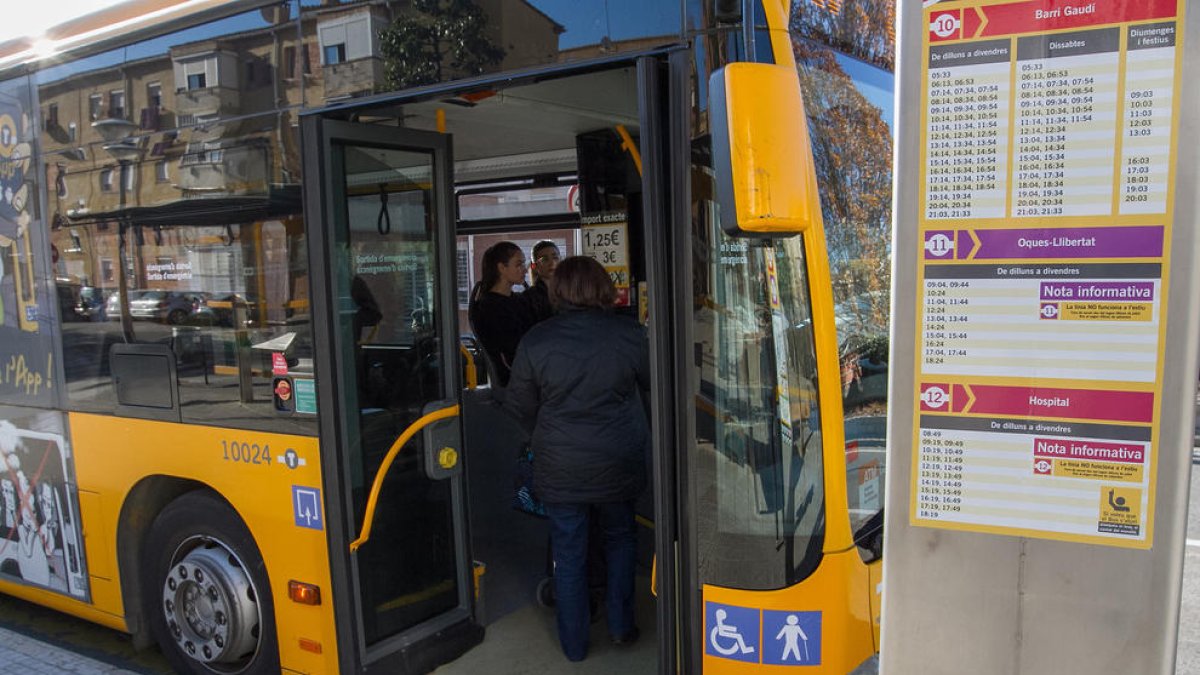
top-left (842, 332), bottom-right (889, 364)
top-left (378, 0), bottom-right (505, 90)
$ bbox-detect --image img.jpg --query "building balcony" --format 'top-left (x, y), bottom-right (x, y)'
top-left (175, 85), bottom-right (241, 119)
top-left (177, 141), bottom-right (270, 196)
top-left (322, 56), bottom-right (385, 101)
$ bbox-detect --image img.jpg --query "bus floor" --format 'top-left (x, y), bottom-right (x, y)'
top-left (453, 392), bottom-right (657, 673)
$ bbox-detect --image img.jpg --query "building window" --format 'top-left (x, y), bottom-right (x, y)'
top-left (156, 160), bottom-right (169, 183)
top-left (303, 45), bottom-right (313, 74)
top-left (318, 15), bottom-right (372, 65)
top-left (100, 258), bottom-right (115, 283)
top-left (124, 166), bottom-right (135, 192)
top-left (147, 82), bottom-right (162, 109)
top-left (283, 46), bottom-right (296, 80)
top-left (323, 43), bottom-right (346, 65)
top-left (45, 103), bottom-right (58, 130)
top-left (100, 168), bottom-right (113, 192)
top-left (89, 94), bottom-right (102, 121)
top-left (181, 141), bottom-right (224, 166)
top-left (68, 121), bottom-right (77, 141)
top-left (187, 73), bottom-right (207, 90)
top-left (109, 90), bottom-right (125, 119)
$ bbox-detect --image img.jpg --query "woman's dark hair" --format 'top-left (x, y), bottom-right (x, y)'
top-left (551, 256), bottom-right (615, 309)
top-left (476, 241), bottom-right (522, 297)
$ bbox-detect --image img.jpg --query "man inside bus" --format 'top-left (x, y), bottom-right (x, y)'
top-left (524, 240), bottom-right (561, 322)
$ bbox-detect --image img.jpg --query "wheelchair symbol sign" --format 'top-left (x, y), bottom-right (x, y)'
top-left (705, 602), bottom-right (759, 663)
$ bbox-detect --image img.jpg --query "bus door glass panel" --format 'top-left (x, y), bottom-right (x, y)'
top-left (334, 144), bottom-right (458, 645)
top-left (691, 201), bottom-right (825, 590)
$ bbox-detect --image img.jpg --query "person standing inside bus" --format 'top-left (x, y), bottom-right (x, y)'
top-left (524, 240), bottom-right (560, 322)
top-left (468, 241), bottom-right (536, 386)
top-left (504, 256), bottom-right (649, 662)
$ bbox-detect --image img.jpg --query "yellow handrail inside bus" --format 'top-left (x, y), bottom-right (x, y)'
top-left (459, 343), bottom-right (477, 389)
top-left (349, 404), bottom-right (461, 553)
top-left (614, 124), bottom-right (642, 177)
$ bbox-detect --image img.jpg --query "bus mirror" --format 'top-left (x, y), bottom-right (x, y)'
top-left (709, 62), bottom-right (822, 237)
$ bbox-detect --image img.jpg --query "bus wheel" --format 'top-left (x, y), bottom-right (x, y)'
top-left (143, 491), bottom-right (279, 675)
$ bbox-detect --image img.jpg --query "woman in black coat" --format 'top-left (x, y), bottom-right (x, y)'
top-left (504, 256), bottom-right (649, 662)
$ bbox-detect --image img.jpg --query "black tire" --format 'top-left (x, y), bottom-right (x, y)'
top-left (142, 491), bottom-right (279, 675)
top-left (167, 309), bottom-right (187, 325)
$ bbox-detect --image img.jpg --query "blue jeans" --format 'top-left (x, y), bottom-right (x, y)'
top-left (544, 500), bottom-right (637, 661)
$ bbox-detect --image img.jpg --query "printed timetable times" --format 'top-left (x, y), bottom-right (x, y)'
top-left (925, 40), bottom-right (1011, 220)
top-left (924, 23), bottom-right (1179, 220)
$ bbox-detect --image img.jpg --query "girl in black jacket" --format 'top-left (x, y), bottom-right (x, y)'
top-left (468, 241), bottom-right (536, 386)
top-left (504, 256), bottom-right (649, 662)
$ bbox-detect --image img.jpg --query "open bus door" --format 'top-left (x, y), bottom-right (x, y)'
top-left (303, 118), bottom-right (483, 673)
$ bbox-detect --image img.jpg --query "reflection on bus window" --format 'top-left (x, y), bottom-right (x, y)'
top-left (0, 75), bottom-right (54, 409)
top-left (58, 218), bottom-right (315, 435)
top-left (298, 0), bottom-right (682, 101)
top-left (792, 10), bottom-right (896, 561)
top-left (790, 0), bottom-right (896, 70)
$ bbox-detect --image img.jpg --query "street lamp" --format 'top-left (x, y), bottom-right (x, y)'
top-left (95, 118), bottom-right (143, 341)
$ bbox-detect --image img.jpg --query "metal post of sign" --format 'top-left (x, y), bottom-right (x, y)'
top-left (883, 0), bottom-right (1200, 672)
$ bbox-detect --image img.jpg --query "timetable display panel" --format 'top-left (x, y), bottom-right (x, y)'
top-left (913, 0), bottom-right (1184, 548)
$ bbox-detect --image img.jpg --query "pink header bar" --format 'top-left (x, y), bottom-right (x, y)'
top-left (958, 385), bottom-right (1154, 424)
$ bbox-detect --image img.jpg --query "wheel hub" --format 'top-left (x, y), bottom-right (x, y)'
top-left (162, 543), bottom-right (260, 669)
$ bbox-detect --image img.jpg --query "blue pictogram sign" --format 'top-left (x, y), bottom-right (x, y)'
top-left (763, 610), bottom-right (822, 666)
top-left (292, 485), bottom-right (323, 530)
top-left (705, 601), bottom-right (760, 663)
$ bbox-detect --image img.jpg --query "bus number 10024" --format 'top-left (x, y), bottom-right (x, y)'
top-left (222, 440), bottom-right (273, 465)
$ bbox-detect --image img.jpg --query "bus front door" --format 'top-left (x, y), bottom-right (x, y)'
top-left (303, 118), bottom-right (481, 674)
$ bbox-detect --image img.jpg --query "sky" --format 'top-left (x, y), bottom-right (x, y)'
top-left (2, 1), bottom-right (127, 44)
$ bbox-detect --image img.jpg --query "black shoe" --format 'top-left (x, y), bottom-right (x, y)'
top-left (611, 626), bottom-right (640, 646)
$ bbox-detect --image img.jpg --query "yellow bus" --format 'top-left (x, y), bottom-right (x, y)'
top-left (0, 0), bottom-right (893, 672)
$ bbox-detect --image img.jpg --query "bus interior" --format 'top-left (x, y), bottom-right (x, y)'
top-left (337, 64), bottom-right (660, 671)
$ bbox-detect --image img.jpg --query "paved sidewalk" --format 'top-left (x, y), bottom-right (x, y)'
top-left (0, 627), bottom-right (141, 674)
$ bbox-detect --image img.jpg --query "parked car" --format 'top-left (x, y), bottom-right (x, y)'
top-left (128, 290), bottom-right (209, 324)
top-left (106, 289), bottom-right (148, 320)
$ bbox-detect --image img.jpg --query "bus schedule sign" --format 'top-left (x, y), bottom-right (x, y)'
top-left (912, 0), bottom-right (1184, 548)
